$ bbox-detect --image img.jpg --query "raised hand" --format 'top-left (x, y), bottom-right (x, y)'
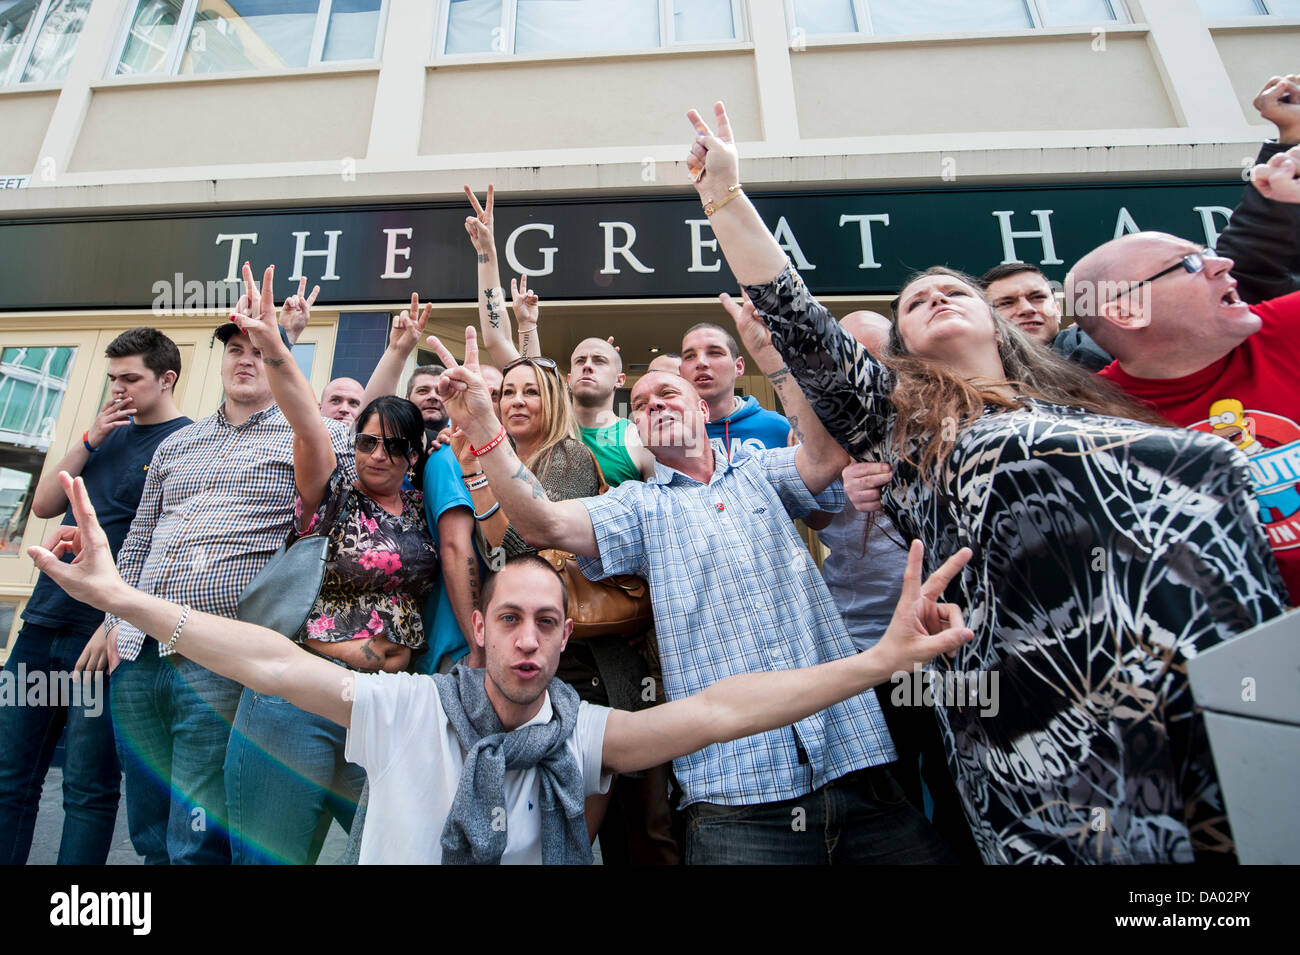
top-left (719, 290), bottom-right (774, 361)
top-left (87, 393), bottom-right (136, 448)
top-left (685, 101), bottom-right (739, 191)
top-left (464, 184), bottom-right (497, 258)
top-left (875, 540), bottom-right (974, 673)
top-left (231, 262), bottom-right (291, 359)
top-left (1252, 143), bottom-right (1300, 203)
top-left (843, 461), bottom-right (894, 513)
top-left (281, 275), bottom-right (320, 344)
top-left (510, 276), bottom-right (539, 327)
top-left (1254, 74), bottom-right (1300, 143)
top-left (425, 327), bottom-right (498, 442)
top-left (28, 473), bottom-right (129, 612)
top-left (391, 292), bottom-right (432, 354)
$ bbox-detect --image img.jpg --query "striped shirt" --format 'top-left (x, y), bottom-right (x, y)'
top-left (109, 403), bottom-right (355, 661)
top-left (577, 441), bottom-right (896, 808)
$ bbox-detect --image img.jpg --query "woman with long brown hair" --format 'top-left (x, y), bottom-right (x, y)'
top-left (685, 102), bottom-right (1288, 865)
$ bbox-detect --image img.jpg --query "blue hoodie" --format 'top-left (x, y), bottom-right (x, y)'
top-left (706, 395), bottom-right (790, 460)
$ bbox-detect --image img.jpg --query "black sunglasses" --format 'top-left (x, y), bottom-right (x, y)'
top-left (354, 432), bottom-right (413, 459)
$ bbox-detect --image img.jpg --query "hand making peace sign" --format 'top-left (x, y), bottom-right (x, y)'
top-left (685, 101), bottom-right (740, 193)
top-left (281, 275), bottom-right (320, 344)
top-left (464, 184), bottom-right (497, 257)
top-left (425, 327), bottom-right (498, 441)
top-left (876, 540), bottom-right (975, 672)
top-left (231, 262), bottom-right (292, 359)
top-left (390, 291), bottom-right (432, 354)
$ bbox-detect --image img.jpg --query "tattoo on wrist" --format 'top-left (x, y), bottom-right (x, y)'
top-left (264, 356), bottom-right (287, 368)
top-left (477, 253), bottom-right (489, 264)
top-left (511, 462), bottom-right (547, 500)
top-left (361, 641), bottom-right (381, 664)
top-left (484, 290), bottom-right (503, 330)
top-left (769, 366), bottom-right (792, 385)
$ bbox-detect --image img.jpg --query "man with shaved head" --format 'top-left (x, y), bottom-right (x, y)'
top-left (569, 337), bottom-right (655, 486)
top-left (1066, 152), bottom-right (1300, 601)
top-left (319, 377), bottom-right (365, 424)
top-left (424, 326), bottom-right (958, 864)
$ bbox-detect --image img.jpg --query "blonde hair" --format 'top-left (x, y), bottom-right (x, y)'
top-left (503, 359), bottom-right (581, 483)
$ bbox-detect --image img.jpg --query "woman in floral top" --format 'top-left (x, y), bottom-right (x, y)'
top-left (220, 265), bottom-right (436, 865)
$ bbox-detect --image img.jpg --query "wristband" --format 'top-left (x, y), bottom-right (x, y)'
top-left (474, 502), bottom-right (500, 521)
top-left (461, 471), bottom-right (484, 479)
top-left (83, 431), bottom-right (97, 453)
top-left (465, 474), bottom-right (490, 492)
top-left (470, 426), bottom-right (507, 458)
top-left (159, 605), bottom-right (192, 657)
top-left (703, 184), bottom-right (743, 217)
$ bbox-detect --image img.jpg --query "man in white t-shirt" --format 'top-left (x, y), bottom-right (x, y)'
top-left (31, 471), bottom-right (975, 865)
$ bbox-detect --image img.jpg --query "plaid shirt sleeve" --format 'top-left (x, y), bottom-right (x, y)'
top-left (757, 446), bottom-right (846, 521)
top-left (575, 483), bottom-right (648, 580)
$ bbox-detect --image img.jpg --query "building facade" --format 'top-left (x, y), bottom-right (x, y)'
top-left (0, 0), bottom-right (1295, 650)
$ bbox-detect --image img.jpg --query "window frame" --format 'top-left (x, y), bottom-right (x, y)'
top-left (107, 0), bottom-right (391, 80)
top-left (2, 0), bottom-right (79, 87)
top-left (784, 0), bottom-right (1130, 41)
top-left (434, 0), bottom-right (749, 59)
top-left (1199, 0), bottom-right (1298, 14)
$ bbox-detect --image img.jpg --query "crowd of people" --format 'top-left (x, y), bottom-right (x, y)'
top-left (2, 73), bottom-right (1299, 866)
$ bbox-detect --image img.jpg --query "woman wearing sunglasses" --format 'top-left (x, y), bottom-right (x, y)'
top-left (221, 264), bottom-right (437, 865)
top-left (684, 103), bottom-right (1289, 865)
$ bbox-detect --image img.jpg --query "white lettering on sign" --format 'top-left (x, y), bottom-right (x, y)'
top-left (215, 233), bottom-right (259, 282)
top-left (291, 230), bottom-right (342, 282)
top-left (598, 221), bottom-right (655, 275)
top-left (992, 209), bottom-right (1064, 265)
top-left (505, 223), bottom-right (558, 277)
top-left (380, 228), bottom-right (413, 280)
top-left (685, 219), bottom-right (722, 273)
top-left (839, 213), bottom-right (891, 269)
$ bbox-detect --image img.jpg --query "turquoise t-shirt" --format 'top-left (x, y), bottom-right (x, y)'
top-left (414, 445), bottom-right (476, 673)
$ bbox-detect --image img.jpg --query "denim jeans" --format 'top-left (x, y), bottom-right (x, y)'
top-left (109, 650), bottom-right (243, 864)
top-left (224, 686), bottom-right (365, 865)
top-left (684, 765), bottom-right (957, 864)
top-left (0, 623), bottom-right (120, 865)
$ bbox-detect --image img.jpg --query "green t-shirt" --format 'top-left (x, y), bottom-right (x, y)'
top-left (579, 417), bottom-right (642, 487)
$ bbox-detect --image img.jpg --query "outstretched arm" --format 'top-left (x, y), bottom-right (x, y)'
top-left (233, 263), bottom-right (336, 518)
top-left (464, 185), bottom-right (523, 367)
top-left (362, 292), bottom-right (431, 406)
top-left (685, 102), bottom-right (893, 459)
top-left (29, 472), bottom-right (355, 727)
top-left (427, 328), bottom-right (598, 556)
top-left (511, 276), bottom-right (542, 358)
top-left (602, 540), bottom-right (974, 773)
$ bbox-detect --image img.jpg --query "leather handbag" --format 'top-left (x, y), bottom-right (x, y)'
top-left (538, 448), bottom-right (652, 640)
top-left (536, 547), bottom-right (653, 640)
top-left (237, 487), bottom-right (353, 638)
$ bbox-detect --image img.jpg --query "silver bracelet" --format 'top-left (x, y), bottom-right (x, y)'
top-left (159, 605), bottom-right (192, 657)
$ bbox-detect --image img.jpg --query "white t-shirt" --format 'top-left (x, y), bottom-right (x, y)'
top-left (345, 671), bottom-right (612, 864)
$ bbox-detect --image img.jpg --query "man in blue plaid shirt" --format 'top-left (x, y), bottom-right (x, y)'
top-left (428, 327), bottom-right (954, 864)
top-left (105, 286), bottom-right (353, 865)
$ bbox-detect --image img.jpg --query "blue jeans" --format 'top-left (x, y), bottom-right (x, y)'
top-left (684, 765), bottom-right (957, 864)
top-left (0, 623), bottom-right (120, 864)
top-left (109, 650), bottom-right (242, 864)
top-left (224, 686), bottom-right (365, 865)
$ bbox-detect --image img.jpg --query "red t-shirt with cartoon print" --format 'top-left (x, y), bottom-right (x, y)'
top-left (1100, 290), bottom-right (1300, 603)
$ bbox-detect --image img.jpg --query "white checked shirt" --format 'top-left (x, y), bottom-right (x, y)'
top-left (109, 403), bottom-right (355, 661)
top-left (577, 441), bottom-right (896, 808)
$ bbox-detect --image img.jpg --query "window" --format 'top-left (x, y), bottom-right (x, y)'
top-left (788, 0), bottom-right (1129, 38)
top-left (441, 0), bottom-right (742, 56)
top-left (112, 0), bottom-right (387, 77)
top-left (0, 0), bottom-right (91, 86)
top-left (1197, 0), bottom-right (1300, 15)
top-left (0, 346), bottom-right (76, 558)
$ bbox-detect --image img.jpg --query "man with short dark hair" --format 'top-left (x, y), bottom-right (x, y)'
top-left (33, 474), bottom-right (973, 865)
top-left (105, 266), bottom-right (354, 864)
top-left (0, 328), bottom-right (191, 864)
top-left (979, 263), bottom-right (1113, 372)
top-left (320, 377), bottom-right (365, 424)
top-left (407, 364), bottom-right (448, 434)
top-left (681, 321), bottom-right (789, 459)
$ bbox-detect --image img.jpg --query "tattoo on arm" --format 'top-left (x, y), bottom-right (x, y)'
top-left (264, 356), bottom-right (287, 368)
top-left (511, 462), bottom-right (548, 500)
top-left (769, 366), bottom-right (792, 386)
top-left (477, 253), bottom-right (489, 264)
top-left (788, 415), bottom-right (806, 445)
top-left (467, 557), bottom-right (481, 609)
top-left (484, 289), bottom-right (503, 330)
top-left (360, 640), bottom-right (381, 664)
top-left (520, 330), bottom-right (532, 353)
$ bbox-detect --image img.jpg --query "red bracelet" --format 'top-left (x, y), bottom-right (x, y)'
top-left (470, 426), bottom-right (507, 457)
